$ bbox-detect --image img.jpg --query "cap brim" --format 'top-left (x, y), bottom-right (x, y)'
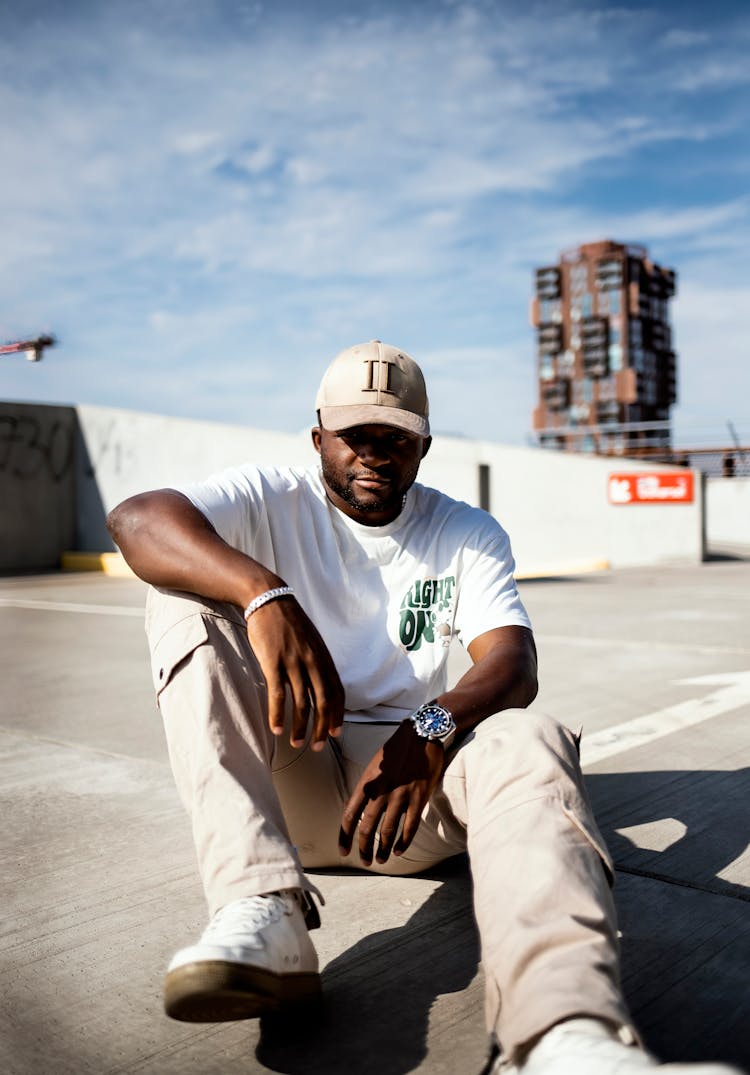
top-left (319, 404), bottom-right (429, 437)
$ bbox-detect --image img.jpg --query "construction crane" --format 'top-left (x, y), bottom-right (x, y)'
top-left (0, 334), bottom-right (56, 362)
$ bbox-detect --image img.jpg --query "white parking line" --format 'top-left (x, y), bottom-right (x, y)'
top-left (537, 633), bottom-right (750, 657)
top-left (580, 670), bottom-right (750, 765)
top-left (0, 597), bottom-right (145, 617)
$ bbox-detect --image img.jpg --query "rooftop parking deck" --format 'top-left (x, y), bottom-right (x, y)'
top-left (1, 559), bottom-right (749, 1074)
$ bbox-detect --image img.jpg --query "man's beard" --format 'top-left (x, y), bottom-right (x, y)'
top-left (321, 461), bottom-right (406, 516)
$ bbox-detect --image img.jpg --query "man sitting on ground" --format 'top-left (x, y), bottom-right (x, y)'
top-left (108, 340), bottom-right (740, 1074)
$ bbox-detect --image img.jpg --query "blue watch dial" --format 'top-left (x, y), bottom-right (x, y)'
top-left (421, 707), bottom-right (451, 736)
top-left (411, 703), bottom-right (455, 741)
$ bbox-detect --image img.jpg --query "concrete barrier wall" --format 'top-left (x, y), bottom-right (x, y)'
top-left (0, 402), bottom-right (77, 571)
top-left (705, 476), bottom-right (750, 551)
top-left (418, 438), bottom-right (703, 574)
top-left (75, 404), bottom-right (312, 551)
top-left (75, 403), bottom-right (704, 572)
top-left (0, 400), bottom-right (708, 572)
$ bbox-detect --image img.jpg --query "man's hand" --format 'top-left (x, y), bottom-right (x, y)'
top-left (245, 596), bottom-right (345, 751)
top-left (338, 721), bottom-right (444, 865)
top-left (106, 490), bottom-right (346, 750)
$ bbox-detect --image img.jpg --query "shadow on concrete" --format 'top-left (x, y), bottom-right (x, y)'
top-left (521, 574), bottom-right (611, 586)
top-left (588, 769), bottom-right (750, 1069)
top-left (588, 768), bottom-right (750, 903)
top-left (255, 767), bottom-right (750, 1072)
top-left (74, 416), bottom-right (113, 552)
top-left (256, 859), bottom-right (480, 1075)
top-left (705, 547), bottom-right (750, 563)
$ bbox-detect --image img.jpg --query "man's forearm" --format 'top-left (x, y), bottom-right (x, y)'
top-left (437, 626), bottom-right (538, 734)
top-left (106, 489), bottom-right (283, 609)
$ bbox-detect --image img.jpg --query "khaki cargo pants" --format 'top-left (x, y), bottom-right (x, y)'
top-left (146, 586), bottom-right (632, 1058)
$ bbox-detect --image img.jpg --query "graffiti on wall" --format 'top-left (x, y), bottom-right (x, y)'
top-left (0, 414), bottom-right (75, 483)
top-left (80, 417), bottom-right (135, 479)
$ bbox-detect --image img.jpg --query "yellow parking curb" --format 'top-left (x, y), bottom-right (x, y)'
top-left (61, 552), bottom-right (135, 578)
top-left (60, 551), bottom-right (608, 583)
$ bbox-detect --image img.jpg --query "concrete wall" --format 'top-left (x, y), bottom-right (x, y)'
top-left (418, 437), bottom-right (703, 574)
top-left (74, 403), bottom-right (704, 573)
top-left (0, 402), bottom-right (77, 571)
top-left (1, 400), bottom-right (709, 573)
top-left (705, 476), bottom-right (750, 551)
top-left (75, 404), bottom-right (311, 551)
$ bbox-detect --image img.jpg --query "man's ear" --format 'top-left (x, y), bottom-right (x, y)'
top-left (311, 427), bottom-right (322, 454)
top-left (420, 435), bottom-right (432, 460)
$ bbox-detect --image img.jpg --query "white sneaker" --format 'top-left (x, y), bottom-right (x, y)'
top-left (492, 1019), bottom-right (745, 1074)
top-left (164, 890), bottom-right (321, 1022)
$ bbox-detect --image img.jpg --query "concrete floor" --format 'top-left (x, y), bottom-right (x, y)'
top-left (1, 559), bottom-right (749, 1074)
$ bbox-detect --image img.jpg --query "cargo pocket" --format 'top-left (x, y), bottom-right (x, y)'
top-left (149, 615), bottom-right (209, 701)
top-left (561, 794), bottom-right (615, 886)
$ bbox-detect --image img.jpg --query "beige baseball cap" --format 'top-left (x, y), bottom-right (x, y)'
top-left (315, 340), bottom-right (430, 436)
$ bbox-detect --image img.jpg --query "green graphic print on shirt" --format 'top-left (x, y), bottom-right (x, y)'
top-left (399, 575), bottom-right (456, 651)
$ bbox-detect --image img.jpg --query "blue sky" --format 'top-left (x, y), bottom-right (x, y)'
top-left (1, 0), bottom-right (748, 446)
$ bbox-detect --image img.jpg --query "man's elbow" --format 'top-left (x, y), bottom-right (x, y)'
top-left (105, 504), bottom-right (121, 543)
top-left (106, 494), bottom-right (153, 554)
top-left (106, 499), bottom-right (134, 549)
top-left (519, 640), bottom-right (539, 708)
top-left (521, 669), bottom-right (539, 708)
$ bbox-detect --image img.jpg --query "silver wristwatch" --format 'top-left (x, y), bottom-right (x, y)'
top-left (409, 702), bottom-right (456, 749)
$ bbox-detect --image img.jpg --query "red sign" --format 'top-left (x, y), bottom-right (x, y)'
top-left (608, 472), bottom-right (694, 505)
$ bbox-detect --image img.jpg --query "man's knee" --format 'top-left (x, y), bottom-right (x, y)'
top-left (469, 708), bottom-right (577, 753)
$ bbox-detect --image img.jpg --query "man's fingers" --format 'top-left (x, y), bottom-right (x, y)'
top-left (393, 797), bottom-right (424, 856)
top-left (264, 670), bottom-right (288, 737)
top-left (357, 795), bottom-right (392, 865)
top-left (375, 798), bottom-right (406, 863)
top-left (338, 790), bottom-right (366, 856)
top-left (287, 666), bottom-right (311, 747)
top-left (307, 663), bottom-right (345, 749)
top-left (246, 598), bottom-right (344, 748)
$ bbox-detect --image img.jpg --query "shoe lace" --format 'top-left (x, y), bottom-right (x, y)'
top-left (201, 894), bottom-right (288, 946)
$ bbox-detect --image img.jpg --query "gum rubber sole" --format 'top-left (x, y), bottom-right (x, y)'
top-left (164, 960), bottom-right (322, 1022)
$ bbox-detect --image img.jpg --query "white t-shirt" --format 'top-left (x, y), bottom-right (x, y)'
top-left (177, 464), bottom-right (531, 723)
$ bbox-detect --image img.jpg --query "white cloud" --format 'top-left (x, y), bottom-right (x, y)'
top-left (673, 59), bottom-right (750, 93)
top-left (662, 29), bottom-right (711, 49)
top-left (0, 0), bottom-right (748, 444)
top-left (172, 131), bottom-right (223, 155)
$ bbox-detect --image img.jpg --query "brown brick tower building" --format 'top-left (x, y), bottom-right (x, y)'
top-left (531, 240), bottom-right (677, 456)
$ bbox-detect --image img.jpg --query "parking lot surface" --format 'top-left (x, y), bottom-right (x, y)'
top-left (1, 558), bottom-right (748, 1074)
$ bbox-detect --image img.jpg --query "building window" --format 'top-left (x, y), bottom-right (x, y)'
top-left (609, 343), bottom-right (623, 371)
top-left (570, 264), bottom-right (587, 293)
top-left (599, 377), bottom-right (615, 401)
top-left (540, 355), bottom-right (555, 381)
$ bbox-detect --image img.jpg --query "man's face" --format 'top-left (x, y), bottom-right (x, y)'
top-left (312, 423), bottom-right (431, 526)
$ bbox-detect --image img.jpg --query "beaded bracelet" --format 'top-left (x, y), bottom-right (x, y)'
top-left (243, 586), bottom-right (295, 620)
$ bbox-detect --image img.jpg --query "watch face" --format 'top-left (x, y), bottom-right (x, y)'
top-left (417, 705), bottom-right (454, 739)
